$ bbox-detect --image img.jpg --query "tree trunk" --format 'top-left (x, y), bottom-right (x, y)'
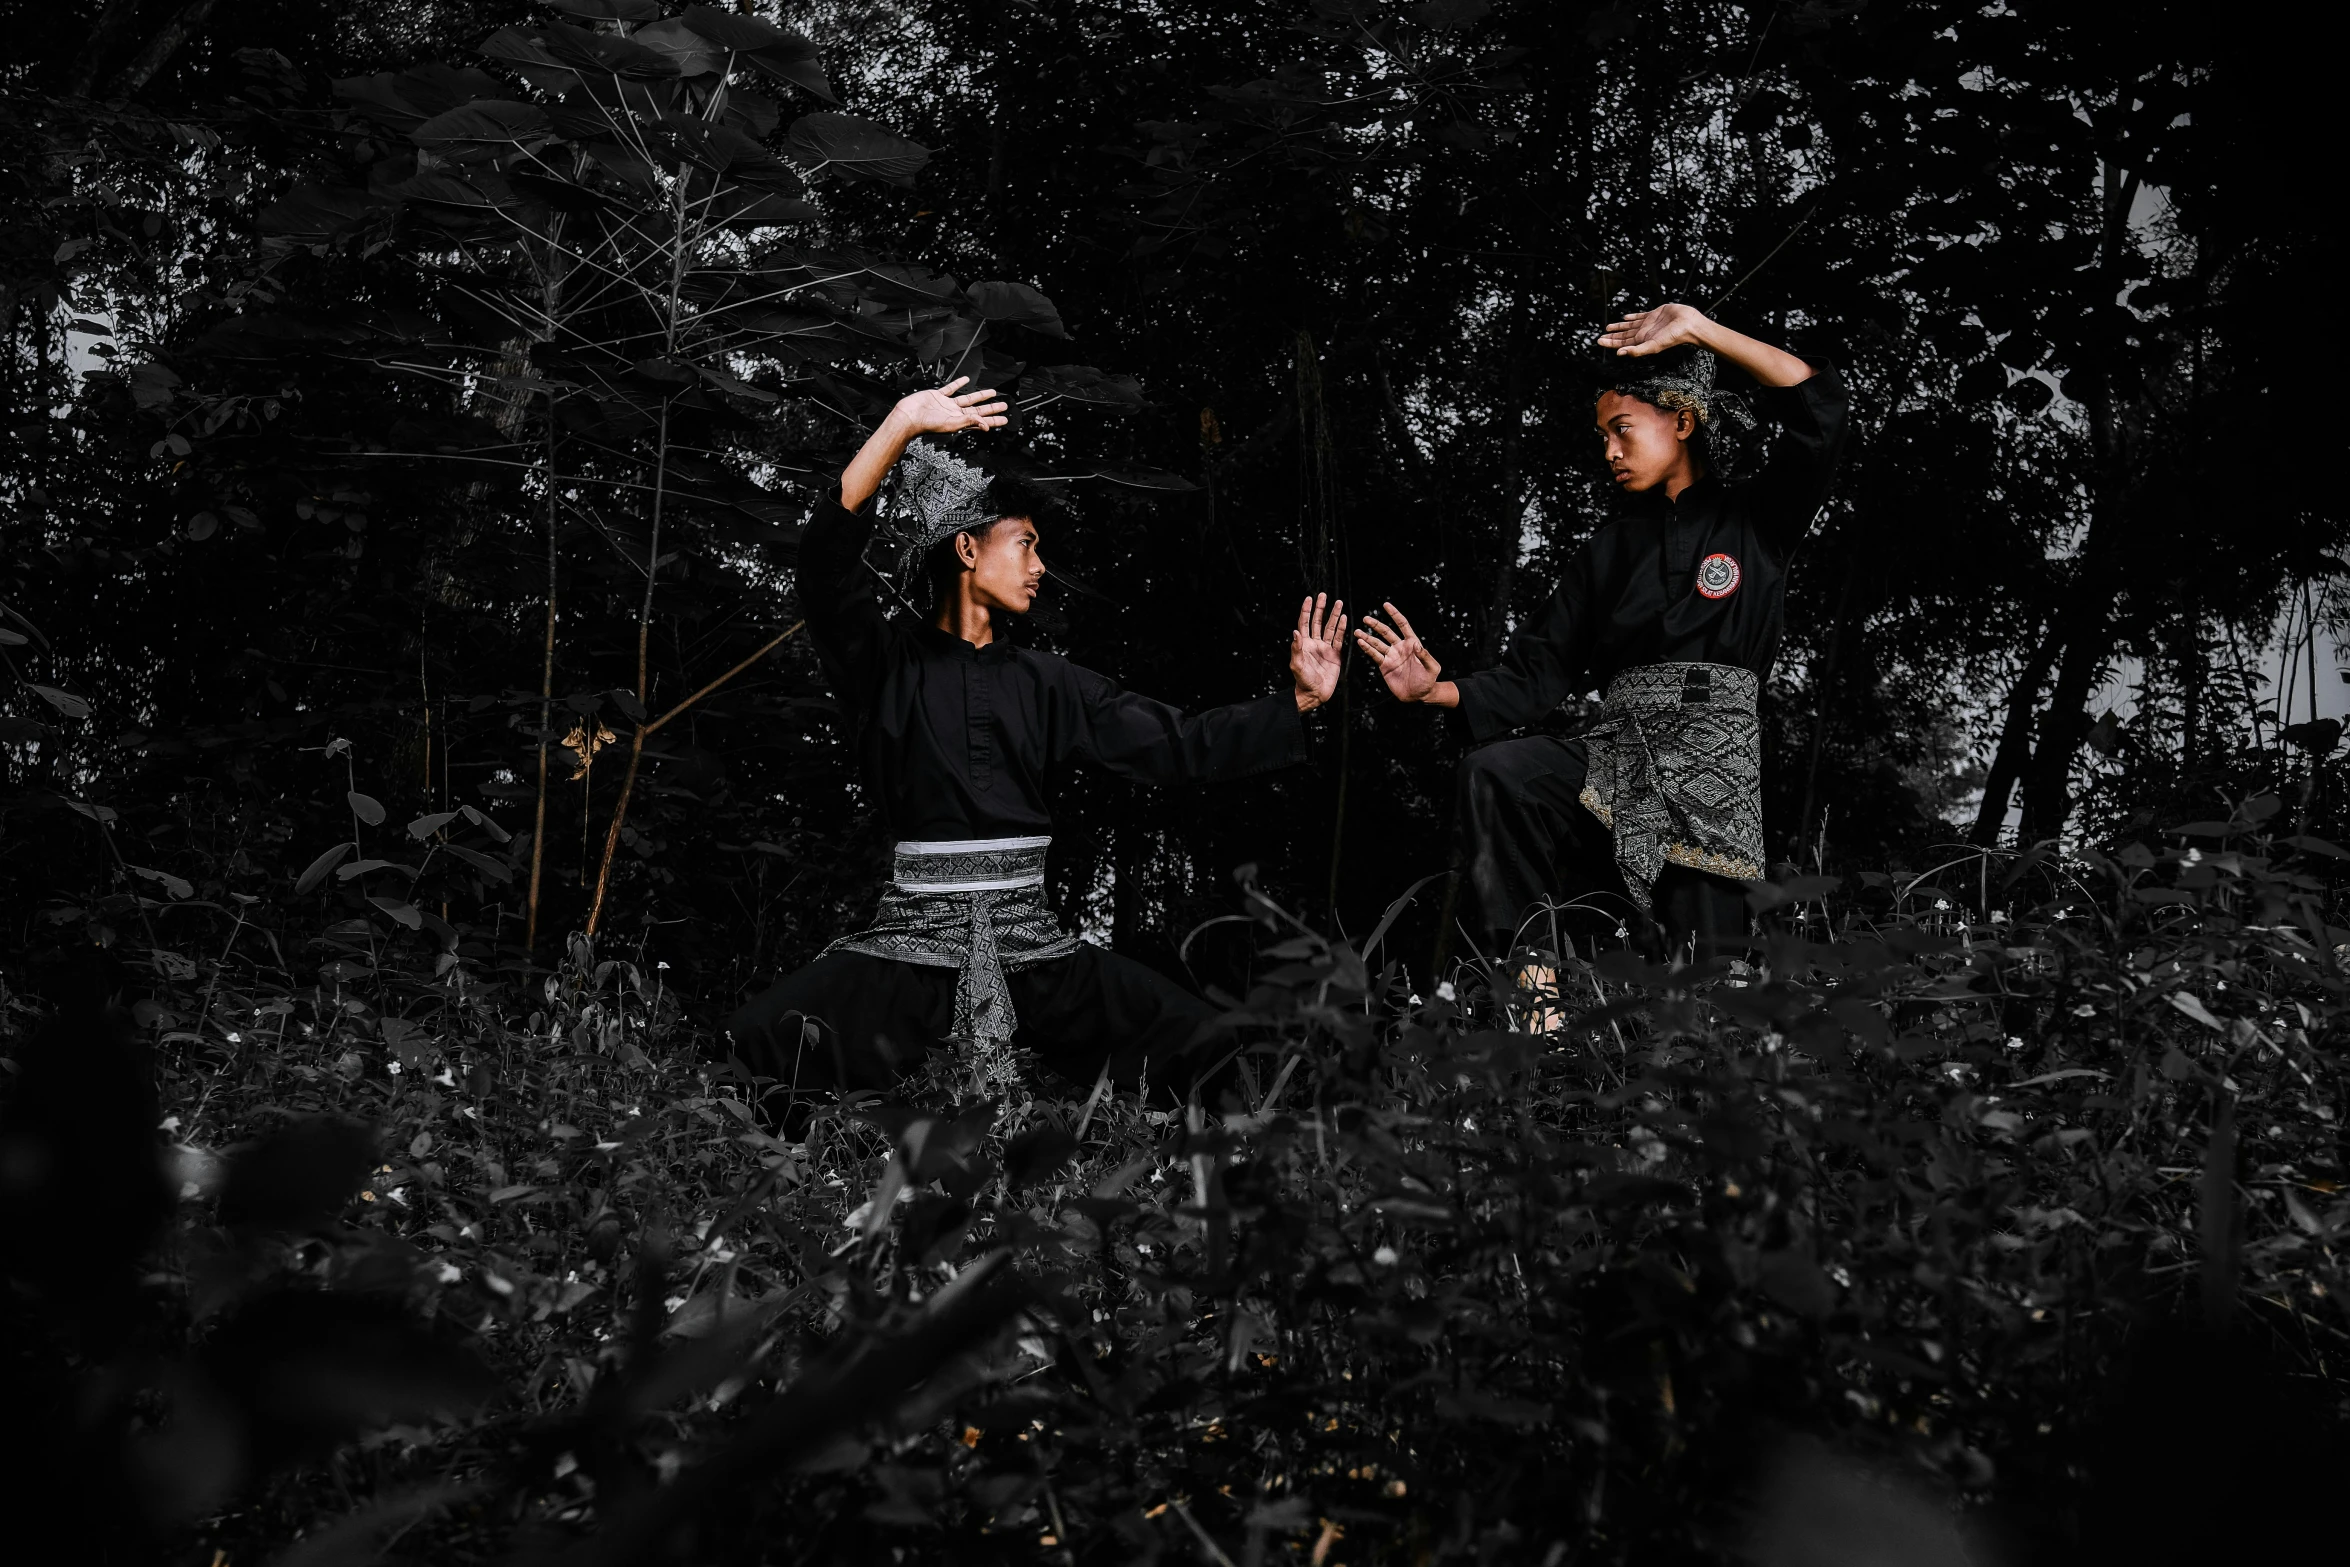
top-left (109, 0), bottom-right (220, 98)
top-left (68, 0), bottom-right (143, 95)
top-left (1972, 622), bottom-right (2063, 846)
top-left (2015, 147), bottom-right (2142, 839)
top-left (2018, 576), bottom-right (2115, 840)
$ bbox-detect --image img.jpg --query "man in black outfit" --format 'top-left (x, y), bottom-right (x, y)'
top-left (1356, 302), bottom-right (1848, 967)
top-left (723, 378), bottom-right (1348, 1108)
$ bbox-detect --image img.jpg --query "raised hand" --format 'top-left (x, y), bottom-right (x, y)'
top-left (1354, 602), bottom-right (1446, 704)
top-left (893, 374), bottom-right (1008, 435)
top-left (842, 376), bottom-right (1008, 510)
top-left (1290, 593), bottom-right (1347, 712)
top-left (1596, 302), bottom-right (1710, 359)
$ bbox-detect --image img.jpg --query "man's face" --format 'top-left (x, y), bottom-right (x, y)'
top-left (962, 517), bottom-right (1044, 613)
top-left (1595, 391), bottom-right (1694, 493)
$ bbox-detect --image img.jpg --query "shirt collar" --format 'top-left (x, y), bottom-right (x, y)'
top-left (1625, 471), bottom-right (1720, 518)
top-left (915, 618), bottom-right (1018, 659)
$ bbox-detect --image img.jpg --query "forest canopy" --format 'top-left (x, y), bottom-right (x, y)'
top-left (4, 0), bottom-right (2339, 991)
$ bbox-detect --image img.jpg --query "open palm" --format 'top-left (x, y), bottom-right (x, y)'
top-left (1596, 302), bottom-right (1709, 358)
top-left (897, 374), bottom-right (1008, 435)
top-left (1290, 593), bottom-right (1347, 710)
top-left (1354, 602), bottom-right (1442, 702)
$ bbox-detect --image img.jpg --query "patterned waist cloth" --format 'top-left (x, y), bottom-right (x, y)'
top-left (824, 835), bottom-right (1077, 1053)
top-left (1576, 662), bottom-right (1765, 916)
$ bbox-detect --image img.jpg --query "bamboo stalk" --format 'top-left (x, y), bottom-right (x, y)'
top-left (581, 621), bottom-right (804, 936)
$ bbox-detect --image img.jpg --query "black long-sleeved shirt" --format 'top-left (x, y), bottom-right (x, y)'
top-left (797, 494), bottom-right (1307, 841)
top-left (1453, 369), bottom-right (1851, 743)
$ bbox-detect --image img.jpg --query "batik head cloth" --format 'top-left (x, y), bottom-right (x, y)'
top-left (1609, 347), bottom-right (1755, 434)
top-left (893, 440), bottom-right (997, 574)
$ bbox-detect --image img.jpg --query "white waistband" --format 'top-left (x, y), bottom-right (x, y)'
top-left (894, 874), bottom-right (1048, 893)
top-left (893, 834), bottom-right (1053, 855)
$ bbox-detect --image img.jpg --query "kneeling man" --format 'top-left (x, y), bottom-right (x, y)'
top-left (1356, 304), bottom-right (1847, 962)
top-left (725, 378), bottom-right (1346, 1108)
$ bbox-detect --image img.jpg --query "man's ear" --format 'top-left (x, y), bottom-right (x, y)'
top-left (954, 531), bottom-right (981, 569)
top-left (1675, 408), bottom-right (1696, 442)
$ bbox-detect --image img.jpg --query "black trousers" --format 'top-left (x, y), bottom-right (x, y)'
top-left (718, 944), bottom-right (1228, 1108)
top-left (1456, 735), bottom-right (1750, 960)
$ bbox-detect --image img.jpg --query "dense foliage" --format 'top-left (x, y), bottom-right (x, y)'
top-left (6, 807), bottom-right (2346, 1562)
top-left (3, 3), bottom-right (2346, 1563)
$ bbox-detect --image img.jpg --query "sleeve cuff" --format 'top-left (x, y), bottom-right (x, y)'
top-left (1447, 676), bottom-right (1500, 745)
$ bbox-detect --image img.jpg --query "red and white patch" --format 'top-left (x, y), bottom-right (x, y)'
top-left (1695, 552), bottom-right (1741, 599)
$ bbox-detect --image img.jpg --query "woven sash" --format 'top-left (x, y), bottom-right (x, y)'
top-left (1576, 662), bottom-right (1765, 914)
top-left (824, 836), bottom-right (1078, 1067)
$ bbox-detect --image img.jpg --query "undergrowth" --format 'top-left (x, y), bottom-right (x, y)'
top-left (3, 797), bottom-right (2347, 1566)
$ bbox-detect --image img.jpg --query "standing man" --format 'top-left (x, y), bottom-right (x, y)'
top-left (1355, 303), bottom-right (1848, 964)
top-left (724, 377), bottom-right (1347, 1109)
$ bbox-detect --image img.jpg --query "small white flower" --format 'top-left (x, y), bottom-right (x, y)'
top-left (226, 1030), bottom-right (242, 1043)
top-left (158, 1114), bottom-right (182, 1132)
top-left (1435, 981), bottom-right (1457, 1002)
top-left (1373, 1246), bottom-right (1399, 1266)
top-left (386, 1059), bottom-right (402, 1075)
top-left (437, 1262), bottom-right (462, 1284)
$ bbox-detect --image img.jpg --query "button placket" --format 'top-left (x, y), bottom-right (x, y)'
top-left (967, 658), bottom-right (995, 792)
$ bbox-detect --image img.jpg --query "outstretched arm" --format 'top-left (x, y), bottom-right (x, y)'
top-left (1598, 303), bottom-right (1814, 387)
top-left (839, 376), bottom-right (1009, 512)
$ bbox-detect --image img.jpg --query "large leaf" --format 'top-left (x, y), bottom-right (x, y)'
top-left (293, 841), bottom-right (356, 895)
top-left (477, 26), bottom-right (579, 90)
top-left (334, 65), bottom-right (502, 130)
top-left (648, 116), bottom-right (795, 185)
top-left (681, 5), bottom-right (837, 102)
top-left (967, 281), bottom-right (1066, 338)
top-left (411, 100), bottom-right (554, 155)
top-left (534, 19), bottom-right (677, 79)
top-left (397, 170), bottom-right (544, 224)
top-left (27, 684), bottom-right (90, 718)
top-left (910, 311), bottom-right (985, 366)
top-left (784, 113), bottom-right (929, 185)
top-left (631, 17), bottom-right (724, 78)
top-left (1022, 363), bottom-right (1147, 408)
top-left (543, 0), bottom-right (660, 20)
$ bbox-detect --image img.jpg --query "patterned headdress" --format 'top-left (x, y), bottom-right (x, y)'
top-left (890, 440), bottom-right (998, 576)
top-left (1616, 345), bottom-right (1767, 439)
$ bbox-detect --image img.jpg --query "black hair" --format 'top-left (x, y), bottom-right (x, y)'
top-left (920, 473), bottom-right (1059, 612)
top-left (1589, 347), bottom-right (1715, 470)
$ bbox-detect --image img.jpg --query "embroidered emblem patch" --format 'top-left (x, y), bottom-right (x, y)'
top-left (1695, 552), bottom-right (1741, 599)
